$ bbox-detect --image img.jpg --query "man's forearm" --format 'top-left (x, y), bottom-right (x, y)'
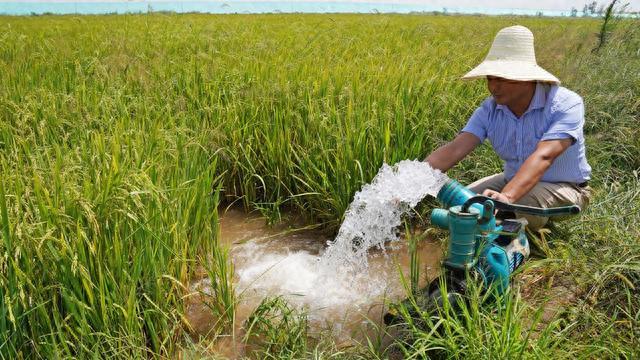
top-left (425, 143), bottom-right (460, 172)
top-left (424, 132), bottom-right (481, 172)
top-left (501, 155), bottom-right (554, 202)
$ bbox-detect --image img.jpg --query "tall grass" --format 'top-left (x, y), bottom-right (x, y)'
top-left (0, 12), bottom-right (637, 358)
top-left (0, 15), bottom-right (233, 354)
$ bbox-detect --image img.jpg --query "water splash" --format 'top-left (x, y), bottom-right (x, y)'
top-left (233, 160), bottom-right (448, 331)
top-left (319, 160), bottom-right (449, 272)
top-left (233, 241), bottom-right (390, 312)
top-left (192, 160), bottom-right (448, 338)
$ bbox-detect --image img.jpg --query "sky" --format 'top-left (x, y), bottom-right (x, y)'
top-left (5, 0), bottom-right (640, 12)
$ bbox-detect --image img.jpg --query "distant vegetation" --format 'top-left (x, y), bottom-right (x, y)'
top-left (0, 13), bottom-right (638, 358)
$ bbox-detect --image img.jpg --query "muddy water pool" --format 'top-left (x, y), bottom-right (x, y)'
top-left (186, 208), bottom-right (443, 357)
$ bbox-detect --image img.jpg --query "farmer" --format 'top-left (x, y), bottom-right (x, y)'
top-left (425, 25), bottom-right (591, 231)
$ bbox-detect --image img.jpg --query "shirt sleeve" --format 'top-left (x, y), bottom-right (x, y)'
top-left (541, 97), bottom-right (584, 144)
top-left (461, 98), bottom-right (492, 142)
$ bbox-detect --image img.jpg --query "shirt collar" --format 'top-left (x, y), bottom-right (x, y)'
top-left (495, 82), bottom-right (547, 114)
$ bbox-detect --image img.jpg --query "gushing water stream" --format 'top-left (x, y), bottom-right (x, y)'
top-left (320, 160), bottom-right (449, 271)
top-left (188, 160), bottom-right (449, 352)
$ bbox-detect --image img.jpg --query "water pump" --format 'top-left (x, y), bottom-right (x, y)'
top-left (385, 179), bottom-right (580, 323)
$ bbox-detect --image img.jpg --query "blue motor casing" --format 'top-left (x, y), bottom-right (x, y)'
top-left (431, 180), bottom-right (530, 297)
top-left (480, 245), bottom-right (510, 293)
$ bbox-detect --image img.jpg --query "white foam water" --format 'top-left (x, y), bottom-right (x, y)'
top-left (236, 160), bottom-right (447, 330)
top-left (232, 241), bottom-right (389, 313)
top-left (194, 160), bottom-right (448, 337)
top-left (318, 160), bottom-right (449, 272)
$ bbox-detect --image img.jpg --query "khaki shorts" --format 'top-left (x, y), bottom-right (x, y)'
top-left (467, 173), bottom-right (591, 231)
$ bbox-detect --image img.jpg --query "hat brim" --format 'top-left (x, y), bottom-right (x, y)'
top-left (461, 60), bottom-right (560, 84)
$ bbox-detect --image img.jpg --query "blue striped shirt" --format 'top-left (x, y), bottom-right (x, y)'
top-left (462, 83), bottom-right (591, 183)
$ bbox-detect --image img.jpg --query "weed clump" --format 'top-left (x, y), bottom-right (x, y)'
top-left (243, 296), bottom-right (308, 359)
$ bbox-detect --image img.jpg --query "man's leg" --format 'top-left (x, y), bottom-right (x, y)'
top-left (467, 173), bottom-right (508, 194)
top-left (516, 182), bottom-right (591, 231)
top-left (467, 174), bottom-right (590, 231)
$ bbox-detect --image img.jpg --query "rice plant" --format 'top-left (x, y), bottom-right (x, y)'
top-left (0, 11), bottom-right (637, 359)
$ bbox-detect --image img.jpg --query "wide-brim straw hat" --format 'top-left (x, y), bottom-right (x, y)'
top-left (462, 25), bottom-right (560, 84)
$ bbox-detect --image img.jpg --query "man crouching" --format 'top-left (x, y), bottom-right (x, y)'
top-left (425, 25), bottom-right (591, 230)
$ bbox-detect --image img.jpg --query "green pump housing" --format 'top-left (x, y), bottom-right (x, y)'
top-left (432, 180), bottom-right (503, 270)
top-left (384, 178), bottom-right (582, 326)
top-left (430, 179), bottom-right (580, 295)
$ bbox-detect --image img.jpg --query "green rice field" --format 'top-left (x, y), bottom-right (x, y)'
top-left (0, 12), bottom-right (639, 359)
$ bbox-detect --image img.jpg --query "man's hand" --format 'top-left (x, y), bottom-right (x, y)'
top-left (482, 189), bottom-right (514, 203)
